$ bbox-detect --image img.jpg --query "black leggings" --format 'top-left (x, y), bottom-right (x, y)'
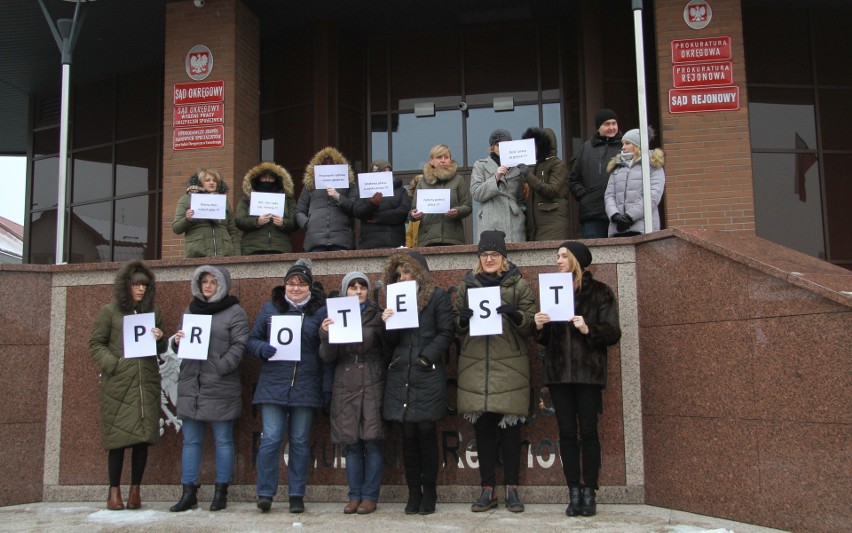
top-left (473, 412), bottom-right (522, 487)
top-left (107, 443), bottom-right (149, 487)
top-left (402, 421), bottom-right (438, 486)
top-left (549, 383), bottom-right (602, 489)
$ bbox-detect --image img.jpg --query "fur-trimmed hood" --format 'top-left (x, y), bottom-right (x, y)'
top-left (114, 260), bottom-right (157, 314)
top-left (185, 172), bottom-right (230, 195)
top-left (242, 161), bottom-right (295, 197)
top-left (302, 146), bottom-right (356, 191)
top-left (383, 252), bottom-right (436, 311)
top-left (420, 160), bottom-right (459, 186)
top-left (607, 148), bottom-right (665, 173)
top-left (522, 127), bottom-right (554, 162)
top-left (190, 264), bottom-right (231, 303)
top-left (407, 174), bottom-right (421, 199)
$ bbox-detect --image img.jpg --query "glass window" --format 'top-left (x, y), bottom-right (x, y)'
top-left (743, 6), bottom-right (812, 85)
top-left (72, 147), bottom-right (113, 203)
top-left (464, 25), bottom-right (537, 97)
top-left (822, 154), bottom-right (852, 262)
top-left (813, 10), bottom-right (852, 87)
top-left (817, 89), bottom-right (852, 151)
top-left (260, 106), bottom-right (314, 171)
top-left (116, 67), bottom-right (161, 139)
top-left (543, 103), bottom-right (563, 160)
top-left (752, 153), bottom-right (824, 259)
top-left (748, 88), bottom-right (816, 151)
top-left (369, 40), bottom-right (388, 113)
top-left (370, 115), bottom-right (390, 163)
top-left (32, 157), bottom-right (59, 211)
top-left (390, 34), bottom-right (461, 107)
top-left (70, 201), bottom-right (112, 263)
top-left (261, 29), bottom-right (315, 109)
top-left (33, 128), bottom-right (59, 158)
top-left (465, 105), bottom-right (540, 166)
top-left (116, 138), bottom-right (159, 196)
top-left (29, 210), bottom-right (56, 264)
top-left (73, 79), bottom-right (115, 148)
top-left (392, 111), bottom-right (463, 171)
top-left (114, 195), bottom-right (154, 262)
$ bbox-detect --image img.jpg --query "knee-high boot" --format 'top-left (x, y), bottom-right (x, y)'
top-left (418, 426), bottom-right (438, 515)
top-left (402, 435), bottom-right (422, 515)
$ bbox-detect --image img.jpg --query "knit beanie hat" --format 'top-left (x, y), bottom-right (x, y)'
top-left (370, 159), bottom-right (392, 172)
top-left (408, 250), bottom-right (429, 271)
top-left (285, 258), bottom-right (313, 287)
top-left (341, 271), bottom-right (370, 294)
top-left (559, 241), bottom-right (592, 269)
top-left (478, 230), bottom-right (507, 257)
top-left (622, 128), bottom-right (642, 149)
top-left (594, 108), bottom-right (618, 129)
top-left (488, 129), bottom-right (512, 147)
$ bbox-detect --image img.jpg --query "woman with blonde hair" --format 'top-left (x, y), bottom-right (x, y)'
top-left (408, 144), bottom-right (471, 246)
top-left (172, 168), bottom-right (240, 258)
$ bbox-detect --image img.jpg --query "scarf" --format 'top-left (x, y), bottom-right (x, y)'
top-left (189, 295), bottom-right (240, 315)
top-left (286, 294), bottom-right (311, 312)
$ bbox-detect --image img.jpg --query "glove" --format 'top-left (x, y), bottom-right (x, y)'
top-left (323, 391), bottom-right (332, 413)
top-left (496, 304), bottom-right (524, 326)
top-left (417, 356), bottom-right (431, 368)
top-left (618, 213), bottom-right (634, 232)
top-left (458, 307), bottom-right (474, 328)
top-left (259, 344), bottom-right (277, 360)
top-left (370, 191), bottom-right (383, 206)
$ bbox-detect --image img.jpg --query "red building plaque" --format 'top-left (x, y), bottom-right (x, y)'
top-left (672, 61), bottom-right (733, 88)
top-left (671, 36), bottom-right (732, 64)
top-left (669, 86), bottom-right (740, 114)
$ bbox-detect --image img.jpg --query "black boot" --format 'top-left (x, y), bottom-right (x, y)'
top-left (404, 483), bottom-right (422, 515)
top-left (209, 483), bottom-right (228, 511)
top-left (580, 486), bottom-right (596, 516)
top-left (289, 496), bottom-right (305, 513)
top-left (403, 429), bottom-right (424, 515)
top-left (471, 486), bottom-right (498, 512)
top-left (169, 484), bottom-right (198, 512)
top-left (418, 424), bottom-right (439, 515)
top-left (566, 486), bottom-right (582, 516)
top-left (419, 484), bottom-right (437, 515)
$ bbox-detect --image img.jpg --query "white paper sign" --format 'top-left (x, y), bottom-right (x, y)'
top-left (468, 286), bottom-right (503, 337)
top-left (190, 193), bottom-right (227, 219)
top-left (327, 295), bottom-right (363, 344)
top-left (177, 314), bottom-right (213, 360)
top-left (385, 280), bottom-right (419, 330)
top-left (538, 273), bottom-right (575, 321)
top-left (416, 188), bottom-right (451, 214)
top-left (122, 313), bottom-right (157, 358)
top-left (269, 315), bottom-right (303, 361)
top-left (499, 138), bottom-right (537, 167)
top-left (315, 164), bottom-right (350, 189)
top-left (358, 171), bottom-right (394, 198)
top-left (249, 192), bottom-right (286, 217)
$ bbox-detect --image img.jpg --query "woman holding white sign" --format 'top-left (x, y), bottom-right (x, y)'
top-left (534, 241), bottom-right (621, 517)
top-left (169, 265), bottom-right (249, 513)
top-left (295, 147), bottom-right (358, 252)
top-left (453, 231), bottom-right (536, 513)
top-left (172, 169), bottom-right (240, 258)
top-left (236, 161), bottom-right (297, 254)
top-left (408, 144), bottom-right (472, 247)
top-left (470, 129), bottom-right (526, 244)
top-left (381, 251), bottom-right (454, 515)
top-left (319, 272), bottom-right (388, 515)
top-left (89, 260), bottom-right (166, 511)
top-left (246, 259), bottom-right (330, 514)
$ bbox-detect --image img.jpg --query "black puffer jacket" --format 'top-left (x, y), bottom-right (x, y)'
top-left (295, 147), bottom-right (358, 251)
top-left (382, 253), bottom-right (454, 422)
top-left (353, 178), bottom-right (411, 249)
top-left (568, 132), bottom-right (623, 222)
top-left (537, 271), bottom-right (621, 386)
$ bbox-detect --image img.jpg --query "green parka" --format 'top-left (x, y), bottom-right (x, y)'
top-left (410, 161), bottom-right (472, 246)
top-left (236, 161), bottom-right (297, 254)
top-left (454, 263), bottom-right (536, 417)
top-left (172, 174), bottom-right (240, 258)
top-left (523, 128), bottom-right (572, 241)
top-left (89, 261), bottom-right (167, 450)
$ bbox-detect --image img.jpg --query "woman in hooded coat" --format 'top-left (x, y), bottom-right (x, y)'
top-left (381, 251), bottom-right (454, 515)
top-left (172, 168), bottom-right (240, 258)
top-left (521, 128), bottom-right (571, 241)
top-left (168, 265), bottom-right (249, 513)
top-left (236, 161), bottom-right (297, 254)
top-left (89, 260), bottom-right (167, 511)
top-left (353, 159), bottom-right (411, 249)
top-left (295, 147), bottom-right (358, 252)
top-left (408, 144), bottom-right (472, 247)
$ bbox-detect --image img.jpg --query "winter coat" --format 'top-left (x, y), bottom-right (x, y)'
top-left (174, 266), bottom-right (249, 422)
top-left (236, 161), bottom-right (297, 254)
top-left (382, 253), bottom-right (455, 423)
top-left (319, 301), bottom-right (387, 444)
top-left (523, 128), bottom-right (571, 241)
top-left (568, 132), bottom-right (623, 222)
top-left (604, 148), bottom-right (666, 236)
top-left (470, 155), bottom-right (526, 244)
top-left (295, 147), bottom-right (358, 252)
top-left (410, 161), bottom-right (472, 247)
top-left (353, 178), bottom-right (411, 249)
top-left (538, 271), bottom-right (621, 387)
top-left (454, 264), bottom-right (536, 417)
top-left (404, 176), bottom-right (421, 248)
top-left (172, 176), bottom-right (240, 258)
top-left (89, 260), bottom-right (166, 450)
top-left (246, 285), bottom-right (331, 408)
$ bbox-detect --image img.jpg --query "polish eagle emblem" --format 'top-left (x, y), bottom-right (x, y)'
top-left (190, 53), bottom-right (209, 74)
top-left (689, 5), bottom-right (707, 22)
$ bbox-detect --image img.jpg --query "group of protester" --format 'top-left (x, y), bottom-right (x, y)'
top-left (89, 233), bottom-right (621, 519)
top-left (171, 111), bottom-right (665, 258)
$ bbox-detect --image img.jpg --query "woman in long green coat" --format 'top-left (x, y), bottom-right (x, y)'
top-left (89, 260), bottom-right (167, 511)
top-left (172, 168), bottom-right (240, 258)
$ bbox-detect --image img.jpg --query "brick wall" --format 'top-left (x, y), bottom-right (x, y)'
top-left (161, 0), bottom-right (259, 259)
top-left (654, 0), bottom-right (756, 231)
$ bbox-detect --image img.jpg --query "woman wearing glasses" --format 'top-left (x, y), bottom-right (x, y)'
top-left (89, 260), bottom-right (166, 511)
top-left (246, 259), bottom-right (331, 514)
top-left (453, 231), bottom-right (536, 513)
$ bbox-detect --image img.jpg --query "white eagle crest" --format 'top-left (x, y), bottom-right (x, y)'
top-left (159, 335), bottom-right (182, 435)
top-left (190, 53), bottom-right (208, 74)
top-left (690, 5), bottom-right (707, 21)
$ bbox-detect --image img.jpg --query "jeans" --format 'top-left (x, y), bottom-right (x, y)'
top-left (344, 439), bottom-right (384, 501)
top-left (256, 404), bottom-right (315, 498)
top-left (581, 219), bottom-right (609, 239)
top-left (180, 418), bottom-right (235, 485)
top-left (549, 383), bottom-right (602, 489)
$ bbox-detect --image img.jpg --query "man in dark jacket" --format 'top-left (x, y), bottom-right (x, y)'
top-left (568, 109), bottom-right (623, 238)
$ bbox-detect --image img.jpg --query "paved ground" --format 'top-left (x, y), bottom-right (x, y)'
top-left (0, 502), bottom-right (787, 532)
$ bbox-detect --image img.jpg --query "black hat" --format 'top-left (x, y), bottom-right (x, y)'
top-left (285, 258), bottom-right (314, 287)
top-left (559, 241), bottom-right (592, 269)
top-left (478, 230), bottom-right (507, 257)
top-left (594, 108), bottom-right (618, 129)
top-left (488, 129), bottom-right (512, 147)
top-left (408, 250), bottom-right (429, 271)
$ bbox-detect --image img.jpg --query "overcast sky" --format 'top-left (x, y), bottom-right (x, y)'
top-left (0, 156), bottom-right (26, 225)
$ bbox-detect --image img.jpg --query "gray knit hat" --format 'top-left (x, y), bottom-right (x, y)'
top-left (488, 129), bottom-right (512, 147)
top-left (622, 129), bottom-right (641, 149)
top-left (341, 271), bottom-right (370, 295)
